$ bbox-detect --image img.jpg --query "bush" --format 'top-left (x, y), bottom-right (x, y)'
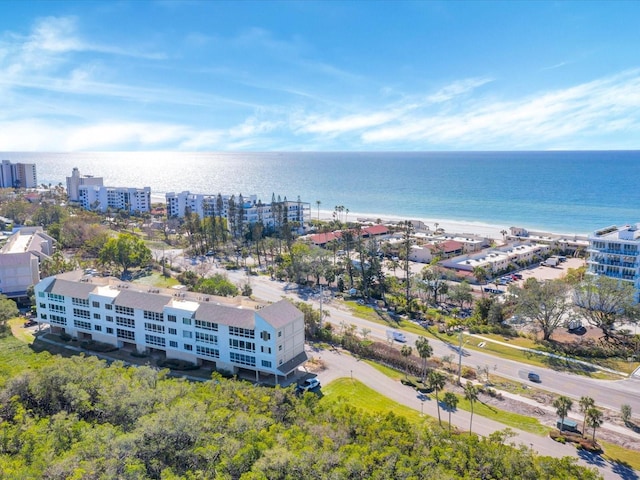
top-left (60, 332), bottom-right (72, 342)
top-left (81, 340), bottom-right (118, 353)
top-left (157, 358), bottom-right (199, 371)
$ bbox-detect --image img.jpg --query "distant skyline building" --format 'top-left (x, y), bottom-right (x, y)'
top-left (587, 224), bottom-right (640, 301)
top-left (0, 160), bottom-right (37, 189)
top-left (66, 167), bottom-right (104, 202)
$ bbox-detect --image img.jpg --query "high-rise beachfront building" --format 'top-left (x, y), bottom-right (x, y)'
top-left (78, 185), bottom-right (151, 214)
top-left (587, 224), bottom-right (640, 301)
top-left (34, 271), bottom-right (307, 382)
top-left (0, 160), bottom-right (37, 189)
top-left (66, 167), bottom-right (104, 202)
top-left (166, 191), bottom-right (311, 233)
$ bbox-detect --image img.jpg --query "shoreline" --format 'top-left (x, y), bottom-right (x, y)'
top-left (315, 209), bottom-right (589, 241)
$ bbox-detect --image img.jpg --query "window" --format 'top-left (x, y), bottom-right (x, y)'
top-left (49, 314), bottom-right (66, 325)
top-left (229, 338), bottom-right (255, 352)
top-left (229, 326), bottom-right (255, 338)
top-left (196, 345), bottom-right (219, 358)
top-left (145, 334), bottom-right (165, 347)
top-left (106, 327), bottom-right (114, 334)
top-left (49, 304), bottom-right (66, 313)
top-left (195, 332), bottom-right (217, 344)
top-left (39, 303), bottom-right (46, 309)
top-left (261, 360), bottom-right (272, 368)
top-left (184, 344), bottom-right (193, 351)
top-left (72, 297), bottom-right (89, 307)
top-left (73, 308), bottom-right (90, 319)
top-left (106, 316), bottom-right (113, 322)
top-left (105, 304), bottom-right (113, 310)
top-left (167, 314), bottom-right (177, 322)
top-left (144, 310), bottom-right (163, 322)
top-left (116, 317), bottom-right (135, 328)
top-left (260, 331), bottom-right (271, 341)
top-left (144, 322), bottom-right (165, 334)
top-left (74, 320), bottom-right (92, 330)
top-left (40, 313), bottom-right (47, 320)
top-left (195, 319), bottom-right (218, 331)
top-left (115, 305), bottom-right (134, 316)
top-left (183, 331), bottom-right (192, 339)
top-left (94, 325), bottom-right (102, 332)
top-left (116, 329), bottom-right (135, 340)
top-left (47, 293), bottom-right (64, 303)
top-left (278, 331), bottom-right (282, 337)
top-left (261, 346), bottom-right (272, 354)
top-left (93, 313), bottom-right (101, 319)
top-left (38, 291), bottom-right (45, 298)
top-left (230, 352), bottom-right (255, 366)
top-left (182, 317), bottom-right (192, 325)
top-left (278, 345), bottom-right (283, 351)
top-left (168, 327), bottom-right (177, 335)
top-left (92, 301), bottom-right (100, 308)
top-left (169, 340), bottom-right (178, 348)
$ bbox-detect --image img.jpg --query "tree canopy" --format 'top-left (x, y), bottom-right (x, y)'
top-left (99, 233), bottom-right (152, 274)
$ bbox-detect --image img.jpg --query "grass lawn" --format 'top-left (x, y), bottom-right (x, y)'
top-left (600, 439), bottom-right (640, 471)
top-left (132, 272), bottom-right (180, 288)
top-left (322, 377), bottom-right (436, 426)
top-left (0, 331), bottom-right (52, 387)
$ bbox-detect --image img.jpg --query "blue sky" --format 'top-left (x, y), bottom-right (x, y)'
top-left (1, 1), bottom-right (640, 151)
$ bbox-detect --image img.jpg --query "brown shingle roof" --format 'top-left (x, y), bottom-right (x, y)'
top-left (194, 302), bottom-right (255, 329)
top-left (258, 300), bottom-right (303, 328)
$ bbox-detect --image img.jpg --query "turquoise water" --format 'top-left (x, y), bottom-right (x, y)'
top-left (2, 150), bottom-right (639, 234)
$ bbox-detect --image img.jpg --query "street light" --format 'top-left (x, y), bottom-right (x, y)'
top-left (457, 330), bottom-right (470, 385)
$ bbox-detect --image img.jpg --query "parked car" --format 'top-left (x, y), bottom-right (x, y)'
top-left (23, 319), bottom-right (37, 328)
top-left (527, 372), bottom-right (541, 383)
top-left (298, 378), bottom-right (321, 392)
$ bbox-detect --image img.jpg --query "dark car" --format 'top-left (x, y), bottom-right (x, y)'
top-left (527, 372), bottom-right (541, 383)
top-left (23, 319), bottom-right (37, 328)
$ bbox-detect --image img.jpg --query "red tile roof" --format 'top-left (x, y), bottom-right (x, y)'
top-left (363, 224), bottom-right (389, 236)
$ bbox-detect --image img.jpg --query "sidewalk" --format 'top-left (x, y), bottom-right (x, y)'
top-left (468, 333), bottom-right (631, 378)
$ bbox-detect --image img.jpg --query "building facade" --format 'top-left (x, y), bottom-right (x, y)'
top-left (66, 167), bottom-right (104, 202)
top-left (0, 160), bottom-right (37, 189)
top-left (166, 191), bottom-right (311, 232)
top-left (78, 185), bottom-right (151, 213)
top-left (587, 224), bottom-right (640, 300)
top-left (34, 272), bottom-right (307, 381)
top-left (0, 227), bottom-right (55, 299)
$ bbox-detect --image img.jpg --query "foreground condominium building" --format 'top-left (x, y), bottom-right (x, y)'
top-left (35, 271), bottom-right (307, 382)
top-left (587, 224), bottom-right (640, 301)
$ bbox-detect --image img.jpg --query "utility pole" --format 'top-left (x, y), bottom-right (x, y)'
top-left (457, 330), bottom-right (463, 385)
top-left (319, 284), bottom-right (323, 328)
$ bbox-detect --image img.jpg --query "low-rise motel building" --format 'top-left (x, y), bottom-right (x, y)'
top-left (34, 271), bottom-right (307, 383)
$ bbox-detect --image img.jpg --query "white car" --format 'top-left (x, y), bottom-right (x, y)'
top-left (299, 378), bottom-right (321, 392)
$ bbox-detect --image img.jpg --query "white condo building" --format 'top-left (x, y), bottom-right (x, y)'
top-left (34, 272), bottom-right (308, 382)
top-left (66, 167), bottom-right (104, 202)
top-left (587, 224), bottom-right (640, 301)
top-left (0, 160), bottom-right (37, 189)
top-left (78, 185), bottom-right (151, 214)
top-left (166, 191), bottom-right (311, 232)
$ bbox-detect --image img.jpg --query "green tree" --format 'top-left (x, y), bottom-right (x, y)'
top-left (442, 391), bottom-right (458, 431)
top-left (585, 407), bottom-right (604, 442)
top-left (464, 382), bottom-right (479, 435)
top-left (621, 404), bottom-right (632, 426)
top-left (400, 345), bottom-right (412, 379)
top-left (414, 336), bottom-right (432, 382)
top-left (579, 396), bottom-right (595, 438)
top-left (448, 281), bottom-right (473, 309)
top-left (553, 395), bottom-right (573, 432)
top-left (574, 275), bottom-right (637, 341)
top-left (427, 370), bottom-right (447, 426)
top-left (0, 295), bottom-right (19, 333)
top-left (513, 278), bottom-right (572, 341)
top-left (99, 233), bottom-right (152, 275)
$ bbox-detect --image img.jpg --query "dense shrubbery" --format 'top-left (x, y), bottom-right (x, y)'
top-left (0, 350), bottom-right (601, 479)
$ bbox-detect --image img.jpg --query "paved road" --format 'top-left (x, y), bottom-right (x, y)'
top-left (311, 344), bottom-right (636, 480)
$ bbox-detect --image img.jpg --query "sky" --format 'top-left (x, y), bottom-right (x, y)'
top-left (1, 1), bottom-right (640, 152)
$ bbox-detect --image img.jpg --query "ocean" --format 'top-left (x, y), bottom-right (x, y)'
top-left (2, 150), bottom-right (639, 235)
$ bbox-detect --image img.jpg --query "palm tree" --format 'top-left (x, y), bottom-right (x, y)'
top-left (442, 391), bottom-right (459, 431)
top-left (316, 200), bottom-right (321, 227)
top-left (585, 407), bottom-right (604, 442)
top-left (472, 265), bottom-right (489, 296)
top-left (553, 395), bottom-right (573, 432)
top-left (427, 370), bottom-right (447, 426)
top-left (464, 382), bottom-right (479, 435)
top-left (415, 336), bottom-right (433, 382)
top-left (400, 345), bottom-right (412, 379)
top-left (579, 396), bottom-right (595, 438)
